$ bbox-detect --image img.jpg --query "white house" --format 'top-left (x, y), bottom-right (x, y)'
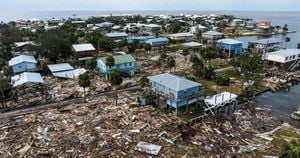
top-left (265, 49), bottom-right (300, 71)
top-left (202, 31), bottom-right (224, 40)
top-left (169, 32), bottom-right (194, 42)
top-left (11, 72), bottom-right (44, 87)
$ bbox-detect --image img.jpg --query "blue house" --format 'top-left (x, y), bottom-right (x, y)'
top-left (9, 55), bottom-right (37, 74)
top-left (148, 73), bottom-right (203, 114)
top-left (127, 36), bottom-right (155, 44)
top-left (97, 54), bottom-right (136, 80)
top-left (217, 38), bottom-right (243, 56)
top-left (145, 38), bottom-right (169, 47)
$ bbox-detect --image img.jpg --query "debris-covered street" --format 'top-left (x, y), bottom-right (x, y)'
top-left (1, 91), bottom-right (299, 157)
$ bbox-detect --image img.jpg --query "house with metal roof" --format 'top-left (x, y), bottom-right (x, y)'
top-left (249, 38), bottom-right (281, 53)
top-left (9, 55), bottom-right (38, 73)
top-left (265, 49), bottom-right (300, 71)
top-left (72, 43), bottom-right (97, 60)
top-left (47, 63), bottom-right (87, 79)
top-left (145, 38), bottom-right (169, 47)
top-left (11, 72), bottom-right (44, 87)
top-left (148, 73), bottom-right (203, 114)
top-left (190, 24), bottom-right (208, 34)
top-left (217, 38), bottom-right (243, 56)
top-left (97, 54), bottom-right (136, 80)
top-left (182, 41), bottom-right (203, 48)
top-left (143, 24), bottom-right (161, 34)
top-left (127, 36), bottom-right (155, 44)
top-left (202, 31), bottom-right (224, 40)
top-left (169, 32), bottom-right (194, 42)
top-left (105, 32), bottom-right (128, 41)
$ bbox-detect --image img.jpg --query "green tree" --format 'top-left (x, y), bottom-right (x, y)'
top-left (78, 73), bottom-right (91, 100)
top-left (34, 29), bottom-right (72, 62)
top-left (85, 59), bottom-right (97, 70)
top-left (190, 54), bottom-right (202, 65)
top-left (203, 65), bottom-right (215, 80)
top-left (279, 139), bottom-right (300, 158)
top-left (97, 36), bottom-right (115, 52)
top-left (216, 74), bottom-right (230, 86)
top-left (109, 70), bottom-right (123, 106)
top-left (166, 56), bottom-right (176, 72)
top-left (144, 43), bottom-right (152, 52)
top-left (239, 52), bottom-right (261, 78)
top-left (105, 56), bottom-right (115, 68)
top-left (3, 65), bottom-right (13, 76)
top-left (182, 49), bottom-right (190, 61)
top-left (139, 75), bottom-right (149, 88)
top-left (201, 47), bottom-right (217, 62)
top-left (160, 52), bottom-right (168, 60)
top-left (0, 60), bottom-right (5, 71)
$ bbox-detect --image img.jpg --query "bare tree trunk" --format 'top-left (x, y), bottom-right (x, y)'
top-left (83, 87), bottom-right (86, 102)
top-left (115, 87), bottom-right (118, 106)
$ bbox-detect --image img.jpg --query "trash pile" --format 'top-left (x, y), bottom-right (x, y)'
top-left (0, 91), bottom-right (299, 157)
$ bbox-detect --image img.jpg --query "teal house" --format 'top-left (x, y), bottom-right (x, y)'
top-left (97, 54), bottom-right (136, 80)
top-left (148, 73), bottom-right (203, 114)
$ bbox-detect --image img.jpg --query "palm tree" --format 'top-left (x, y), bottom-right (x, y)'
top-left (279, 139), bottom-right (300, 158)
top-left (166, 56), bottom-right (176, 72)
top-left (109, 70), bottom-right (123, 106)
top-left (78, 73), bottom-right (91, 101)
top-left (105, 55), bottom-right (115, 79)
top-left (106, 55), bottom-right (115, 68)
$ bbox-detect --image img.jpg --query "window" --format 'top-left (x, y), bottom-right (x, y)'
top-left (298, 54), bottom-right (300, 58)
top-left (129, 63), bottom-right (132, 66)
top-left (286, 57), bottom-right (288, 61)
top-left (293, 55), bottom-right (296, 59)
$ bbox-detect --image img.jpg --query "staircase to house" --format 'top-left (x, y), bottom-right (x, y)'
top-left (289, 59), bottom-right (300, 71)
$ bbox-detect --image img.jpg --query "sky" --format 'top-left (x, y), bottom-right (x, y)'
top-left (1, 0), bottom-right (300, 12)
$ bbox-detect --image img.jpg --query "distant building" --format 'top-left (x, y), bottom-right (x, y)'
top-left (190, 24), bottom-right (208, 34)
top-left (72, 43), bottom-right (97, 61)
top-left (182, 41), bottom-right (203, 51)
top-left (217, 38), bottom-right (243, 56)
top-left (249, 38), bottom-right (281, 54)
top-left (202, 31), bottom-right (224, 40)
top-left (145, 38), bottom-right (169, 47)
top-left (127, 36), bottom-right (155, 44)
top-left (143, 24), bottom-right (161, 34)
top-left (96, 22), bottom-right (114, 29)
top-left (265, 49), bottom-right (300, 71)
top-left (105, 32), bottom-right (129, 41)
top-left (13, 41), bottom-right (35, 52)
top-left (230, 19), bottom-right (244, 27)
top-left (169, 32), bottom-right (194, 42)
top-left (258, 21), bottom-right (272, 29)
top-left (97, 54), bottom-right (136, 80)
top-left (9, 55), bottom-right (37, 74)
top-left (124, 24), bottom-right (140, 33)
top-left (148, 73), bottom-right (203, 115)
